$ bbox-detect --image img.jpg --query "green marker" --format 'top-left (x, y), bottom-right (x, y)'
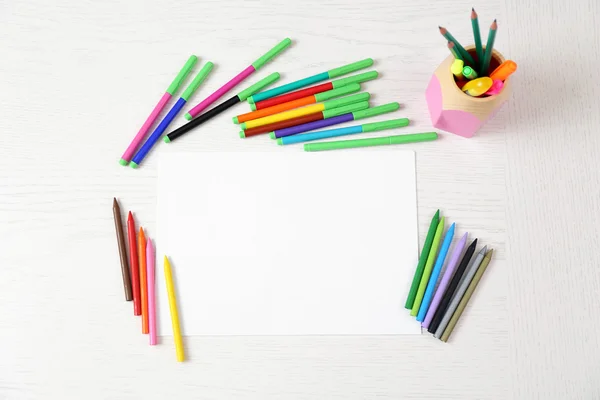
top-left (462, 66), bottom-right (478, 80)
top-left (303, 132), bottom-right (438, 152)
top-left (411, 217), bottom-right (445, 316)
top-left (248, 59), bottom-right (375, 103)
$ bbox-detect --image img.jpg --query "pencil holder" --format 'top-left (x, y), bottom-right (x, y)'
top-left (426, 46), bottom-right (511, 138)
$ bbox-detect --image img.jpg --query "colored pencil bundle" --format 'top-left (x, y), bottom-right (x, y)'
top-left (112, 198), bottom-right (182, 360)
top-left (440, 9), bottom-right (516, 98)
top-left (404, 209), bottom-right (495, 342)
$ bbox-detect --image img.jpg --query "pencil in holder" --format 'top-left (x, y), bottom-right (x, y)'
top-left (425, 45), bottom-right (511, 138)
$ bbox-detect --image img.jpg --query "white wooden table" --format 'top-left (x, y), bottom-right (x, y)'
top-left (1, 0), bottom-right (599, 398)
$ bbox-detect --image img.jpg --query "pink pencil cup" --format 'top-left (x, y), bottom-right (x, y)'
top-left (426, 46), bottom-right (511, 138)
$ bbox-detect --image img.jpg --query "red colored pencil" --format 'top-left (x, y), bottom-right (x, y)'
top-left (127, 212), bottom-right (141, 316)
top-left (253, 83), bottom-right (333, 110)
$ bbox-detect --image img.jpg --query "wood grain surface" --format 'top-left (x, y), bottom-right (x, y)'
top-left (0, 0), bottom-right (597, 398)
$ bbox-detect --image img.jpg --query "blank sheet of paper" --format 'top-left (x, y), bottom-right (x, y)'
top-left (156, 152), bottom-right (420, 335)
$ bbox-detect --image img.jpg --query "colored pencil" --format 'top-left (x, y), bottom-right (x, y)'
top-left (146, 238), bottom-right (157, 346)
top-left (112, 198), bottom-right (132, 301)
top-left (447, 41), bottom-right (462, 60)
top-left (471, 8), bottom-right (484, 70)
top-left (480, 20), bottom-right (498, 76)
top-left (127, 212), bottom-right (141, 316)
top-left (277, 118), bottom-right (409, 145)
top-left (164, 256), bottom-right (184, 362)
top-left (119, 55), bottom-right (197, 165)
top-left (185, 38), bottom-right (291, 120)
top-left (441, 249), bottom-right (493, 342)
top-left (489, 60), bottom-right (517, 81)
top-left (405, 210), bottom-right (440, 309)
top-left (434, 246), bottom-right (488, 339)
top-left (417, 222), bottom-right (455, 321)
top-left (271, 102), bottom-right (398, 139)
top-left (138, 228), bottom-right (149, 334)
top-left (303, 132), bottom-right (438, 152)
top-left (251, 71), bottom-right (378, 110)
top-left (234, 84), bottom-right (360, 124)
top-left (240, 102), bottom-right (369, 138)
top-left (428, 238), bottom-right (478, 334)
top-left (439, 26), bottom-right (476, 67)
top-left (422, 232), bottom-right (468, 329)
top-left (411, 217), bottom-right (445, 316)
top-left (164, 73), bottom-right (280, 143)
top-left (240, 92), bottom-right (370, 130)
top-left (247, 58), bottom-right (373, 103)
top-left (130, 62), bottom-right (214, 168)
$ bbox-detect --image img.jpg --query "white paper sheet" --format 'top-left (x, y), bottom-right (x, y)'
top-left (156, 152), bottom-right (420, 335)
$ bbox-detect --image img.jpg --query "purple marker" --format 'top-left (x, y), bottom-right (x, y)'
top-left (269, 102), bottom-right (401, 139)
top-left (422, 232), bottom-right (468, 329)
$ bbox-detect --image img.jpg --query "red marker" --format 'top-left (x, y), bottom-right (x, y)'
top-left (127, 212), bottom-right (141, 315)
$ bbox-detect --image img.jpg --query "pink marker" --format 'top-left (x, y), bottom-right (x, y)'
top-left (119, 56), bottom-right (198, 165)
top-left (146, 238), bottom-right (157, 345)
top-left (484, 79), bottom-right (504, 96)
top-left (184, 38), bottom-right (291, 120)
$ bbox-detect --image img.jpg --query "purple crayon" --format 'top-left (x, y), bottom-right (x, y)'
top-left (422, 232), bottom-right (470, 329)
top-left (269, 102), bottom-right (400, 139)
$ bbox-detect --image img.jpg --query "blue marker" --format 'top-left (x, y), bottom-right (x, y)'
top-left (417, 223), bottom-right (456, 321)
top-left (130, 62), bottom-right (214, 168)
top-left (276, 118), bottom-right (409, 146)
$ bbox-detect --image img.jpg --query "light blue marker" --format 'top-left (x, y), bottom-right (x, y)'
top-left (276, 118), bottom-right (409, 146)
top-left (417, 223), bottom-right (456, 322)
top-left (130, 62), bottom-right (214, 168)
top-left (248, 58), bottom-right (373, 103)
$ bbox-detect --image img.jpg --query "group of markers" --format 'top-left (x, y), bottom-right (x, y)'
top-left (443, 9), bottom-right (517, 97)
top-left (112, 198), bottom-right (185, 362)
top-left (405, 210), bottom-right (494, 342)
top-left (117, 37), bottom-right (439, 168)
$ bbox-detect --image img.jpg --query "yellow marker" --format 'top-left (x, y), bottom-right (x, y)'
top-left (240, 92), bottom-right (370, 130)
top-left (164, 256), bottom-right (185, 362)
top-left (462, 77), bottom-right (493, 97)
top-left (450, 59), bottom-right (464, 80)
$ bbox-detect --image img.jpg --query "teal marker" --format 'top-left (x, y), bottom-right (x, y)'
top-left (303, 132), bottom-right (438, 152)
top-left (277, 118), bottom-right (410, 145)
top-left (248, 58), bottom-right (374, 103)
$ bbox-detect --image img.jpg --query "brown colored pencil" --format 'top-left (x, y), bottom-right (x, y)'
top-left (113, 198), bottom-right (132, 301)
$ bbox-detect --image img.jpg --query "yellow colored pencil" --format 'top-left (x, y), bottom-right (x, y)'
top-left (164, 256), bottom-right (185, 362)
top-left (240, 92), bottom-right (370, 130)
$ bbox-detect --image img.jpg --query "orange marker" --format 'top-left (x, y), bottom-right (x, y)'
top-left (138, 228), bottom-right (149, 334)
top-left (490, 60), bottom-right (517, 81)
top-left (233, 83), bottom-right (361, 124)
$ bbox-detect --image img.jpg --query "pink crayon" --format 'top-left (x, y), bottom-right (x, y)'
top-left (184, 38), bottom-right (291, 120)
top-left (119, 56), bottom-right (197, 165)
top-left (146, 238), bottom-right (157, 345)
top-left (484, 79), bottom-right (504, 96)
top-left (422, 232), bottom-right (468, 329)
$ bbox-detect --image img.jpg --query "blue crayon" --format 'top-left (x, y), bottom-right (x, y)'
top-left (130, 62), bottom-right (213, 168)
top-left (417, 223), bottom-right (456, 321)
top-left (276, 118), bottom-right (410, 146)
